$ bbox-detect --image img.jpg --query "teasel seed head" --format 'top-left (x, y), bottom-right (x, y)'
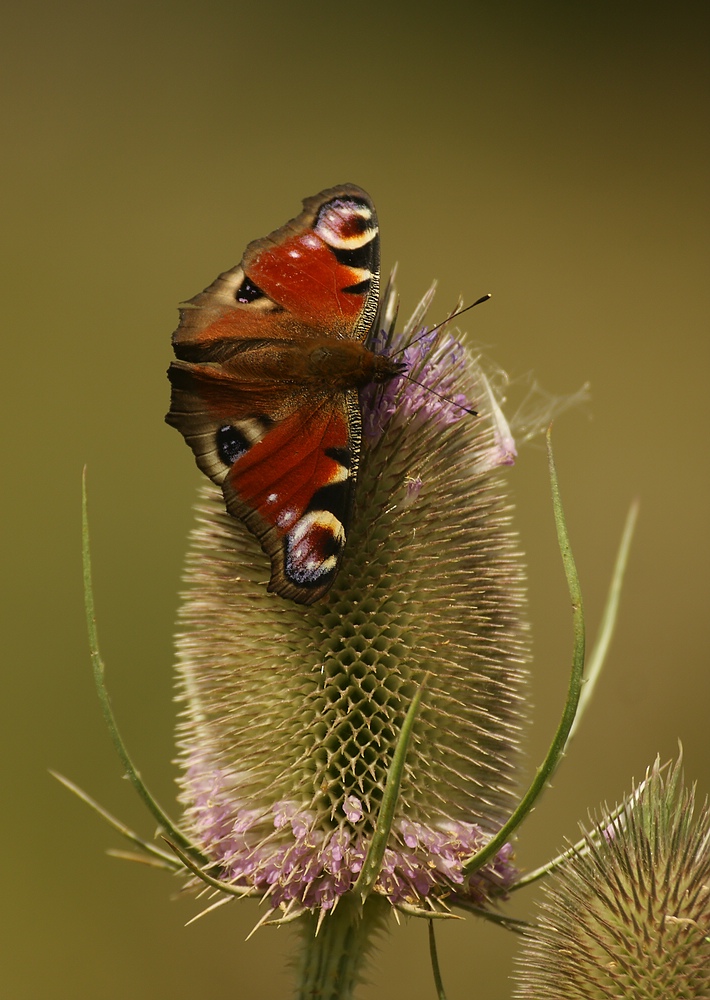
top-left (514, 757), bottom-right (710, 998)
top-left (174, 282), bottom-right (530, 921)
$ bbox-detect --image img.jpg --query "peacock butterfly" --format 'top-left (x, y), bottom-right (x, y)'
top-left (166, 184), bottom-right (405, 605)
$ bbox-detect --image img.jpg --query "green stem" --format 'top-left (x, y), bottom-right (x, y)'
top-left (295, 896), bottom-right (390, 1000)
top-left (354, 674), bottom-right (429, 899)
top-left (566, 498), bottom-right (639, 743)
top-left (51, 770), bottom-right (180, 868)
top-left (462, 427), bottom-right (585, 875)
top-left (428, 921), bottom-right (448, 1000)
top-left (81, 469), bottom-right (201, 859)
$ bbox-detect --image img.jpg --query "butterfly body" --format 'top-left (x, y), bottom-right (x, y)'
top-left (167, 185), bottom-right (404, 604)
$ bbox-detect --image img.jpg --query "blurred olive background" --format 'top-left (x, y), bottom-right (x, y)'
top-left (3, 2), bottom-right (708, 997)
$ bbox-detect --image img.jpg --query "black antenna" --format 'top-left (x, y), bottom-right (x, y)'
top-left (397, 372), bottom-right (478, 416)
top-left (389, 294), bottom-right (491, 359)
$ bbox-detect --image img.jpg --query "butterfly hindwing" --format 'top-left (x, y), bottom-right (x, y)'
top-left (227, 391), bottom-right (361, 604)
top-left (167, 362), bottom-right (360, 603)
top-left (166, 185), bottom-right (391, 604)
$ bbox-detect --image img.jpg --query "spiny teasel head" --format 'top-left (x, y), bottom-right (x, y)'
top-left (174, 281), bottom-right (529, 922)
top-left (514, 757), bottom-right (710, 999)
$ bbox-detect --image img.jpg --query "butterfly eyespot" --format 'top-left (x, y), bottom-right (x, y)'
top-left (235, 277), bottom-right (265, 304)
top-left (285, 512), bottom-right (345, 586)
top-left (216, 425), bottom-right (249, 466)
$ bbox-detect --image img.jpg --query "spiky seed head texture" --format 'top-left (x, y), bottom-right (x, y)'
top-left (175, 288), bottom-right (529, 918)
top-left (514, 758), bottom-right (710, 999)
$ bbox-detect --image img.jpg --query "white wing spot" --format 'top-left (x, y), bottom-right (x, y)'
top-left (277, 506), bottom-right (298, 528)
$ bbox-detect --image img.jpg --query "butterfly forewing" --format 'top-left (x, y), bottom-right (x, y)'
top-left (167, 185), bottom-right (389, 604)
top-left (171, 184), bottom-right (380, 360)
